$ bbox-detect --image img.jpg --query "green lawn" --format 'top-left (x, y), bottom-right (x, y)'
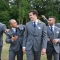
top-left (1, 34), bottom-right (47, 60)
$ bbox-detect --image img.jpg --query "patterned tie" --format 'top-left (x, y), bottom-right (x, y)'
top-left (33, 22), bottom-right (36, 28)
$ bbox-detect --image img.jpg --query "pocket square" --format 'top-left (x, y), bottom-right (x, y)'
top-left (56, 31), bottom-right (59, 34)
top-left (38, 27), bottom-right (41, 29)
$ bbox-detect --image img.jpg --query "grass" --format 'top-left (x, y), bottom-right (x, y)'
top-left (1, 34), bottom-right (47, 60)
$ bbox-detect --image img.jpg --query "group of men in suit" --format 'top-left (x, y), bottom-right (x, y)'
top-left (0, 10), bottom-right (60, 60)
top-left (0, 10), bottom-right (47, 60)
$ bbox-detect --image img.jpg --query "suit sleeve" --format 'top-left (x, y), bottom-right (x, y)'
top-left (5, 34), bottom-right (15, 43)
top-left (58, 29), bottom-right (60, 43)
top-left (43, 18), bottom-right (48, 24)
top-left (2, 24), bottom-right (6, 33)
top-left (23, 24), bottom-right (28, 47)
top-left (42, 23), bottom-right (47, 49)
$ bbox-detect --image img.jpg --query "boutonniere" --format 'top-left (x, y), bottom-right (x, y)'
top-left (38, 19), bottom-right (41, 24)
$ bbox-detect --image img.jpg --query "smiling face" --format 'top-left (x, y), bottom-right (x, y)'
top-left (29, 12), bottom-right (37, 21)
top-left (29, 10), bottom-right (38, 21)
top-left (9, 19), bottom-right (18, 28)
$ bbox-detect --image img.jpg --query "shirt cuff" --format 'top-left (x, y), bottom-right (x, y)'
top-left (58, 39), bottom-right (59, 42)
top-left (23, 47), bottom-right (26, 49)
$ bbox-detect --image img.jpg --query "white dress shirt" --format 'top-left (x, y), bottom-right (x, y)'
top-left (33, 19), bottom-right (38, 25)
top-left (12, 28), bottom-right (16, 32)
top-left (49, 25), bottom-right (55, 31)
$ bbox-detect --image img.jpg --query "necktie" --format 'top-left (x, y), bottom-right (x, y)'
top-left (15, 28), bottom-right (19, 35)
top-left (50, 26), bottom-right (53, 32)
top-left (16, 28), bottom-right (17, 33)
top-left (33, 22), bottom-right (36, 28)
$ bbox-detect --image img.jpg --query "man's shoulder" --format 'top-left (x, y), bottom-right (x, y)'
top-left (6, 28), bottom-right (13, 36)
top-left (39, 21), bottom-right (46, 26)
top-left (55, 23), bottom-right (60, 28)
top-left (0, 23), bottom-right (5, 26)
top-left (0, 23), bottom-right (6, 28)
top-left (18, 24), bottom-right (25, 28)
top-left (55, 26), bottom-right (60, 30)
top-left (26, 21), bottom-right (31, 24)
top-left (25, 21), bottom-right (31, 26)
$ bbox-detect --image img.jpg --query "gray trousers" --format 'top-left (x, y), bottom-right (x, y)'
top-left (0, 47), bottom-right (2, 60)
top-left (26, 47), bottom-right (41, 60)
top-left (59, 53), bottom-right (60, 60)
top-left (9, 48), bottom-right (23, 60)
top-left (46, 46), bottom-right (59, 60)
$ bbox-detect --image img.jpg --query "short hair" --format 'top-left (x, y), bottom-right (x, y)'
top-left (9, 19), bottom-right (16, 24)
top-left (49, 16), bottom-right (56, 20)
top-left (29, 10), bottom-right (38, 16)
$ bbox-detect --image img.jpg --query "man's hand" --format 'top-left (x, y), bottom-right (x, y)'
top-left (22, 48), bottom-right (26, 53)
top-left (5, 29), bottom-right (10, 32)
top-left (47, 38), bottom-right (50, 41)
top-left (41, 15), bottom-right (46, 19)
top-left (52, 39), bottom-right (59, 44)
top-left (41, 48), bottom-right (46, 55)
top-left (11, 36), bottom-right (18, 41)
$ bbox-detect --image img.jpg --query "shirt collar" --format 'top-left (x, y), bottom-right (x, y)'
top-left (12, 28), bottom-right (16, 32)
top-left (49, 25), bottom-right (55, 31)
top-left (33, 19), bottom-right (38, 25)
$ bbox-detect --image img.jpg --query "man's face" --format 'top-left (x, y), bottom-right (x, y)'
top-left (29, 12), bottom-right (37, 21)
top-left (10, 20), bottom-right (17, 28)
top-left (48, 18), bottom-right (55, 26)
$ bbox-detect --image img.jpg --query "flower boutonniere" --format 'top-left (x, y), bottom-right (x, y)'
top-left (38, 19), bottom-right (41, 24)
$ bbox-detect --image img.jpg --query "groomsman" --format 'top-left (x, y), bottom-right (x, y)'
top-left (46, 16), bottom-right (60, 60)
top-left (23, 10), bottom-right (47, 60)
top-left (41, 15), bottom-right (60, 60)
top-left (0, 22), bottom-right (9, 60)
top-left (6, 19), bottom-right (25, 60)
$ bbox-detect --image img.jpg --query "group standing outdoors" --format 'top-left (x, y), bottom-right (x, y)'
top-left (0, 10), bottom-right (60, 60)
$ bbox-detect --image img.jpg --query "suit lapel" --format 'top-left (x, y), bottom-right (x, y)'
top-left (30, 21), bottom-right (35, 30)
top-left (47, 26), bottom-right (53, 34)
top-left (28, 21), bottom-right (35, 35)
top-left (54, 26), bottom-right (58, 39)
top-left (34, 20), bottom-right (42, 35)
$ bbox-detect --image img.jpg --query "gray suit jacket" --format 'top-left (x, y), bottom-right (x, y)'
top-left (23, 20), bottom-right (47, 51)
top-left (44, 18), bottom-right (60, 53)
top-left (47, 26), bottom-right (60, 53)
top-left (0, 23), bottom-right (6, 48)
top-left (6, 24), bottom-right (25, 51)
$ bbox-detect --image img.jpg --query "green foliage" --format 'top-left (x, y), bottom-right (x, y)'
top-left (0, 0), bottom-right (9, 11)
top-left (0, 11), bottom-right (10, 23)
top-left (0, 0), bottom-right (60, 28)
top-left (9, 6), bottom-right (19, 20)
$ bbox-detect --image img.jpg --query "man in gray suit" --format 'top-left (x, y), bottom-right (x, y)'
top-left (0, 22), bottom-right (8, 60)
top-left (23, 10), bottom-right (47, 60)
top-left (41, 15), bottom-right (60, 60)
top-left (6, 19), bottom-right (25, 60)
top-left (46, 16), bottom-right (60, 60)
